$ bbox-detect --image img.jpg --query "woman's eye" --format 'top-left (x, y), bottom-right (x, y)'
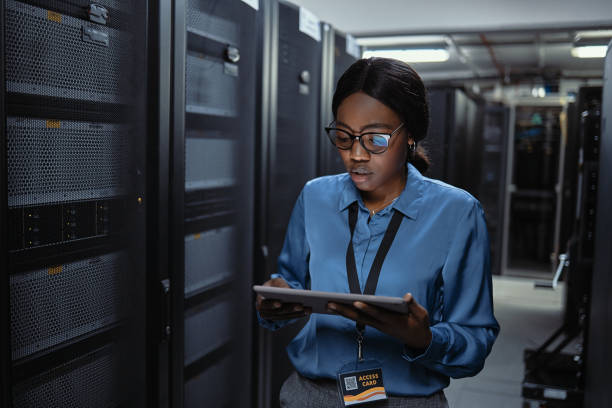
top-left (370, 135), bottom-right (388, 147)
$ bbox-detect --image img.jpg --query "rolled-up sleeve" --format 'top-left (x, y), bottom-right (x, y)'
top-left (402, 199), bottom-right (500, 378)
top-left (257, 189), bottom-right (310, 330)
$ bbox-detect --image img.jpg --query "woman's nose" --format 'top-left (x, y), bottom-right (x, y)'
top-left (349, 137), bottom-right (370, 161)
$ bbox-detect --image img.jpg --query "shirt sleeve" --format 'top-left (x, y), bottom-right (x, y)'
top-left (401, 199), bottom-right (500, 378)
top-left (257, 188), bottom-right (311, 330)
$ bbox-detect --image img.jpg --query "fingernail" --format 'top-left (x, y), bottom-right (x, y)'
top-left (273, 301), bottom-right (281, 308)
top-left (354, 302), bottom-right (364, 309)
top-left (328, 303), bottom-right (336, 310)
top-left (293, 305), bottom-right (303, 312)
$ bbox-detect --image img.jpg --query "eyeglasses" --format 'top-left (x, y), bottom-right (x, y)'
top-left (325, 122), bottom-right (404, 154)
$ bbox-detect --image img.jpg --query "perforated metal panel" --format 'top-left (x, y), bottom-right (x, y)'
top-left (185, 54), bottom-right (238, 117)
top-left (186, 0), bottom-right (239, 45)
top-left (185, 137), bottom-right (236, 191)
top-left (10, 252), bottom-right (123, 360)
top-left (12, 345), bottom-right (119, 408)
top-left (184, 298), bottom-right (232, 365)
top-left (5, 0), bottom-right (129, 103)
top-left (185, 226), bottom-right (236, 295)
top-left (7, 117), bottom-right (127, 207)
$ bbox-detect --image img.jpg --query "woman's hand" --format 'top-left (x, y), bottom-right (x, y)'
top-left (256, 277), bottom-right (312, 320)
top-left (328, 293), bottom-right (432, 351)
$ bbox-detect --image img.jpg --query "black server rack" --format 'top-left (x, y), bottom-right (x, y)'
top-left (425, 87), bottom-right (484, 194)
top-left (508, 105), bottom-right (563, 273)
top-left (169, 1), bottom-right (258, 407)
top-left (2, 1), bottom-right (148, 407)
top-left (521, 88), bottom-right (602, 408)
top-left (476, 105), bottom-right (509, 276)
top-left (255, 1), bottom-right (322, 406)
top-left (585, 43), bottom-right (612, 408)
top-left (318, 28), bottom-right (361, 176)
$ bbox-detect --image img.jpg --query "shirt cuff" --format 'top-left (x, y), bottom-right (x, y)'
top-left (256, 309), bottom-right (283, 331)
top-left (401, 326), bottom-right (447, 363)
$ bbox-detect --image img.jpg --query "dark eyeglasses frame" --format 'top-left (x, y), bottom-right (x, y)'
top-left (324, 122), bottom-right (405, 154)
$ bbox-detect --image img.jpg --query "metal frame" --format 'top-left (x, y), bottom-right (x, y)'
top-left (170, 0), bottom-right (186, 406)
top-left (318, 23), bottom-right (335, 176)
top-left (254, 1), bottom-right (278, 407)
top-left (1, 0), bottom-right (11, 404)
top-left (500, 105), bottom-right (515, 275)
top-left (145, 0), bottom-right (172, 406)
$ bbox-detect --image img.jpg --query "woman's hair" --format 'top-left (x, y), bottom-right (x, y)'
top-left (332, 57), bottom-right (430, 174)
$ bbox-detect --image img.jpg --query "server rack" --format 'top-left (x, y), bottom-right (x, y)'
top-left (476, 105), bottom-right (510, 276)
top-left (1, 1), bottom-right (10, 405)
top-left (505, 104), bottom-right (563, 275)
top-left (585, 42), bottom-right (612, 408)
top-left (255, 1), bottom-right (322, 406)
top-left (425, 87), bottom-right (484, 193)
top-left (2, 0), bottom-right (148, 407)
top-left (170, 1), bottom-right (258, 407)
top-left (318, 27), bottom-right (361, 176)
top-left (521, 87), bottom-right (602, 408)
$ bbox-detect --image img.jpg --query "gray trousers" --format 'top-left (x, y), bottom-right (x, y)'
top-left (279, 371), bottom-right (449, 408)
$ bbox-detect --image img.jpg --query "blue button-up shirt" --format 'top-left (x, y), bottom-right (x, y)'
top-left (260, 163), bottom-right (500, 396)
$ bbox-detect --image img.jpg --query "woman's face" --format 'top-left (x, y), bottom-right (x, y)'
top-left (336, 91), bottom-right (412, 197)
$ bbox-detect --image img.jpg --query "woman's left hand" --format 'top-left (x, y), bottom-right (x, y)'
top-left (328, 293), bottom-right (432, 351)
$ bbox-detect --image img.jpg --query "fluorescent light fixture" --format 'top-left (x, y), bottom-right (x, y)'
top-left (363, 49), bottom-right (450, 63)
top-left (571, 45), bottom-right (608, 59)
top-left (356, 35), bottom-right (447, 47)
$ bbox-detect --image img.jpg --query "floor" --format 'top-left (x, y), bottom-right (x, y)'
top-left (445, 275), bottom-right (572, 408)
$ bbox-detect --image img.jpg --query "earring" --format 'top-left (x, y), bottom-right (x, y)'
top-left (409, 142), bottom-right (417, 152)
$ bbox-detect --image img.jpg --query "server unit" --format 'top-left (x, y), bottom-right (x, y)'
top-left (255, 1), bottom-right (322, 406)
top-left (2, 0), bottom-right (148, 406)
top-left (318, 27), bottom-right (361, 176)
top-left (168, 1), bottom-right (258, 407)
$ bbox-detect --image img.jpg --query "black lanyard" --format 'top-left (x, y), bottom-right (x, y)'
top-left (346, 202), bottom-right (404, 336)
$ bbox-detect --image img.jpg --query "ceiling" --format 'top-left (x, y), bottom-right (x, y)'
top-left (286, 0), bottom-right (612, 87)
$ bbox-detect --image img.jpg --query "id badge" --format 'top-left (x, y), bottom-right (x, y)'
top-left (337, 359), bottom-right (387, 406)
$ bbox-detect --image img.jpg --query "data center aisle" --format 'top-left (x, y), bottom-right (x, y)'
top-left (445, 276), bottom-right (568, 407)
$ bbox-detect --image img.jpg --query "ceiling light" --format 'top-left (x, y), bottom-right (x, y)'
top-left (356, 35), bottom-right (447, 47)
top-left (362, 49), bottom-right (450, 63)
top-left (571, 45), bottom-right (608, 59)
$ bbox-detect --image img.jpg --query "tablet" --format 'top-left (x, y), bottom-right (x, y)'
top-left (253, 285), bottom-right (410, 315)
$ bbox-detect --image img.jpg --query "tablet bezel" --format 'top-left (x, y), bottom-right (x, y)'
top-left (253, 285), bottom-right (410, 315)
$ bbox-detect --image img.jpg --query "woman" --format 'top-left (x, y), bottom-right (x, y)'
top-left (257, 58), bottom-right (499, 407)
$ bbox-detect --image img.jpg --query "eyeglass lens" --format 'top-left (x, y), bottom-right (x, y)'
top-left (327, 129), bottom-right (389, 153)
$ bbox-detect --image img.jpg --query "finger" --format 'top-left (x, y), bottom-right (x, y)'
top-left (257, 299), bottom-right (283, 311)
top-left (328, 303), bottom-right (382, 329)
top-left (260, 310), bottom-right (310, 320)
top-left (260, 301), bottom-right (305, 315)
top-left (353, 301), bottom-right (398, 323)
top-left (403, 293), bottom-right (428, 319)
top-left (265, 277), bottom-right (290, 288)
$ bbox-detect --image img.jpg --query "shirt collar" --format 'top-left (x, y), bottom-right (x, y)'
top-left (337, 163), bottom-right (425, 220)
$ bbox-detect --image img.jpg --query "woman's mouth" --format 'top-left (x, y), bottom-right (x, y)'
top-left (350, 168), bottom-right (373, 183)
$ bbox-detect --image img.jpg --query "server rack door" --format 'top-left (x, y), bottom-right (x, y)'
top-left (256, 1), bottom-right (322, 406)
top-left (3, 0), bottom-right (148, 407)
top-left (173, 1), bottom-right (258, 407)
top-left (1, 1), bottom-right (10, 405)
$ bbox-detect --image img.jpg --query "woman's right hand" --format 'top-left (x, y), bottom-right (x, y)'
top-left (256, 277), bottom-right (311, 320)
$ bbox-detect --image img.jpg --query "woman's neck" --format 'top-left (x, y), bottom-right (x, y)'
top-left (361, 172), bottom-right (407, 212)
